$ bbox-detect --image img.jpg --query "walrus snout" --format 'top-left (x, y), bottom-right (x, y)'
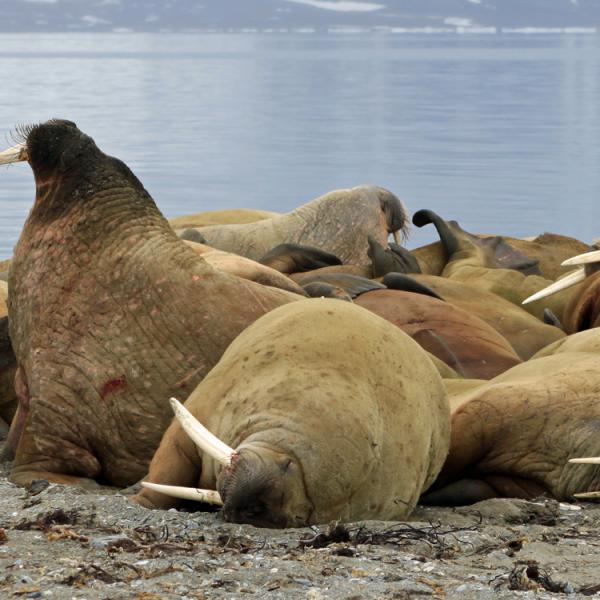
top-left (376, 187), bottom-right (409, 243)
top-left (218, 447), bottom-right (312, 528)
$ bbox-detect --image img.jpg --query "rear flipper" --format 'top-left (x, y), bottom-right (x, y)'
top-left (1, 366), bottom-right (29, 461)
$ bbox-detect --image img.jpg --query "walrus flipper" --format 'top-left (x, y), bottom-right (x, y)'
top-left (367, 235), bottom-right (420, 277)
top-left (259, 243), bottom-right (343, 274)
top-left (414, 209), bottom-right (540, 274)
top-left (382, 273), bottom-right (444, 301)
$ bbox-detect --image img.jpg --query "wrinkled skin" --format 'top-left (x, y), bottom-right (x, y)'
top-left (169, 208), bottom-right (279, 234)
top-left (6, 120), bottom-right (298, 488)
top-left (134, 300), bottom-right (451, 527)
top-left (354, 289), bottom-right (521, 379)
top-left (413, 210), bottom-right (578, 322)
top-left (424, 353), bottom-right (600, 504)
top-left (411, 232), bottom-right (590, 280)
top-left (385, 273), bottom-right (565, 360)
top-left (183, 240), bottom-right (307, 296)
top-left (190, 186), bottom-right (408, 265)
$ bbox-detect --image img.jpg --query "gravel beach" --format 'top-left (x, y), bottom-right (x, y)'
top-left (1, 443), bottom-right (600, 599)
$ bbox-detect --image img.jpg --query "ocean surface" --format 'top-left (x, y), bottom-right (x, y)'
top-left (0, 32), bottom-right (599, 260)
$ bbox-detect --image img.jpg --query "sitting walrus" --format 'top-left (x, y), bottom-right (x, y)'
top-left (133, 300), bottom-right (451, 527)
top-left (0, 119), bottom-right (302, 488)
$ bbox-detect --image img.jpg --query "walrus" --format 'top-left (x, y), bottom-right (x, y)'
top-left (132, 300), bottom-right (451, 526)
top-left (413, 209), bottom-right (578, 321)
top-left (383, 273), bottom-right (565, 360)
top-left (169, 208), bottom-right (279, 234)
top-left (354, 289), bottom-right (522, 379)
top-left (183, 240), bottom-right (307, 296)
top-left (423, 353), bottom-right (600, 504)
top-left (522, 249), bottom-right (600, 334)
top-left (411, 231), bottom-right (590, 280)
top-left (0, 119), bottom-right (299, 488)
top-left (185, 185), bottom-right (408, 265)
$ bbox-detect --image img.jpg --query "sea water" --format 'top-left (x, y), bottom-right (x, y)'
top-left (0, 32), bottom-right (599, 259)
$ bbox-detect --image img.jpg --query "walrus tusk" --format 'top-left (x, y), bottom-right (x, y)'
top-left (141, 481), bottom-right (223, 505)
top-left (569, 457), bottom-right (600, 464)
top-left (393, 230), bottom-right (401, 245)
top-left (573, 491), bottom-right (600, 500)
top-left (0, 143), bottom-right (28, 165)
top-left (522, 268), bottom-right (586, 305)
top-left (169, 397), bottom-right (236, 466)
top-left (562, 250), bottom-right (600, 267)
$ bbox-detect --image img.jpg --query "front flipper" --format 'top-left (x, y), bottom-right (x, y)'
top-left (131, 419), bottom-right (201, 510)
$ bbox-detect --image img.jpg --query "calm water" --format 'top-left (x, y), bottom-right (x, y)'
top-left (0, 33), bottom-right (599, 259)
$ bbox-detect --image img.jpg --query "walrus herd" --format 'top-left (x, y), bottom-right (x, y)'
top-left (0, 119), bottom-right (599, 529)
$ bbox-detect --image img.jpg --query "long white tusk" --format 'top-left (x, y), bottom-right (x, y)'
top-left (573, 491), bottom-right (600, 500)
top-left (141, 481), bottom-right (223, 505)
top-left (522, 268), bottom-right (585, 305)
top-left (169, 397), bottom-right (236, 466)
top-left (393, 230), bottom-right (401, 245)
top-left (562, 250), bottom-right (600, 267)
top-left (569, 457), bottom-right (600, 464)
top-left (0, 143), bottom-right (28, 165)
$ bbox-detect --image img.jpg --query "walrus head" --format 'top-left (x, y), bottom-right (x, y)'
top-left (142, 399), bottom-right (313, 528)
top-left (2, 120), bottom-right (91, 179)
top-left (217, 446), bottom-right (313, 528)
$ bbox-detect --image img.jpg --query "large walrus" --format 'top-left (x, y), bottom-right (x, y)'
top-left (133, 300), bottom-right (451, 527)
top-left (186, 185), bottom-right (408, 265)
top-left (0, 119), bottom-right (301, 488)
top-left (423, 353), bottom-right (600, 504)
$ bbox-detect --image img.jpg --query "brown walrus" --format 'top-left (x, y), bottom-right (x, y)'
top-left (413, 209), bottom-right (578, 322)
top-left (354, 289), bottom-right (522, 379)
top-left (383, 273), bottom-right (565, 360)
top-left (0, 119), bottom-right (299, 488)
top-left (187, 185), bottom-right (408, 265)
top-left (423, 353), bottom-right (600, 504)
top-left (132, 300), bottom-right (451, 526)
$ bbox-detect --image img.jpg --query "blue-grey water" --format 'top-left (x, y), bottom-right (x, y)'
top-left (0, 32), bottom-right (599, 260)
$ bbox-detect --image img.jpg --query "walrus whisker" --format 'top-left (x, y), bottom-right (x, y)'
top-left (522, 268), bottom-right (585, 305)
top-left (141, 481), bottom-right (223, 506)
top-left (169, 397), bottom-right (236, 466)
top-left (0, 142), bottom-right (28, 166)
top-left (569, 457), bottom-right (600, 464)
top-left (562, 250), bottom-right (600, 267)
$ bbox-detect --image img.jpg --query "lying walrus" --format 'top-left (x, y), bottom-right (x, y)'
top-left (413, 209), bottom-right (578, 322)
top-left (188, 185), bottom-right (408, 265)
top-left (383, 273), bottom-right (565, 360)
top-left (424, 352), bottom-right (600, 504)
top-left (133, 300), bottom-right (451, 526)
top-left (0, 119), bottom-right (301, 488)
top-left (354, 289), bottom-right (522, 379)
